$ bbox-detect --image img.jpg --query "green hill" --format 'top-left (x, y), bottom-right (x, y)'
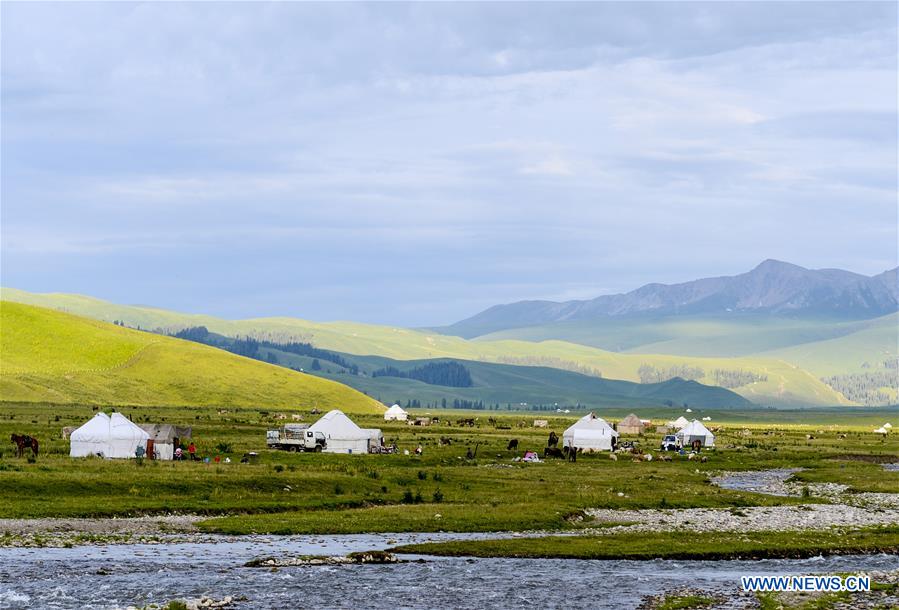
top-left (178, 333), bottom-right (751, 409)
top-left (0, 301), bottom-right (384, 413)
top-left (0, 288), bottom-right (854, 407)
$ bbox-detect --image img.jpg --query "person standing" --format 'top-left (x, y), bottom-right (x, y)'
top-left (188, 441), bottom-right (197, 461)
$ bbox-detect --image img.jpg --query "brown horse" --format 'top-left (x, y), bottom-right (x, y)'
top-left (10, 434), bottom-right (39, 458)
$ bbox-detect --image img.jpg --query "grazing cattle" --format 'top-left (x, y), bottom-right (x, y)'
top-left (439, 436), bottom-right (453, 446)
top-left (10, 434), bottom-right (39, 458)
top-left (687, 452), bottom-right (697, 461)
top-left (507, 439), bottom-right (519, 451)
top-left (700, 455), bottom-right (708, 463)
top-left (457, 418), bottom-right (476, 427)
top-left (547, 431), bottom-right (559, 448)
top-left (544, 447), bottom-right (563, 459)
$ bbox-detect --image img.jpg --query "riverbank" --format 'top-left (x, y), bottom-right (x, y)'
top-left (390, 526), bottom-right (899, 561)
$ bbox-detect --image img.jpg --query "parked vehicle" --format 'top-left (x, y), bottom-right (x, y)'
top-left (660, 434), bottom-right (680, 451)
top-left (266, 424), bottom-right (326, 452)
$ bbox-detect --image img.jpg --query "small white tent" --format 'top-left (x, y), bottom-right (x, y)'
top-left (384, 404), bottom-right (409, 421)
top-left (70, 412), bottom-right (150, 459)
top-left (309, 410), bottom-right (382, 454)
top-left (676, 419), bottom-right (715, 448)
top-left (563, 413), bottom-right (618, 452)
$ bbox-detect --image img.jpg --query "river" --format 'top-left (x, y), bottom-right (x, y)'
top-left (2, 534), bottom-right (897, 609)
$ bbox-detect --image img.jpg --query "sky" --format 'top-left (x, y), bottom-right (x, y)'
top-left (2, 2), bottom-right (897, 326)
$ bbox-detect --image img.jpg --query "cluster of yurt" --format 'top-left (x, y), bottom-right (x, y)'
top-left (384, 404), bottom-right (409, 421)
top-left (309, 409), bottom-right (383, 454)
top-left (69, 413), bottom-right (192, 460)
top-left (70, 412), bottom-right (150, 459)
top-left (563, 413), bottom-right (619, 452)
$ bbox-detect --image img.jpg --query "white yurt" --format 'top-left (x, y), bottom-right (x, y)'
top-left (309, 410), bottom-right (382, 454)
top-left (676, 419), bottom-right (715, 448)
top-left (562, 413), bottom-right (618, 452)
top-left (384, 404), bottom-right (409, 421)
top-left (670, 416), bottom-right (690, 429)
top-left (70, 412), bottom-right (150, 459)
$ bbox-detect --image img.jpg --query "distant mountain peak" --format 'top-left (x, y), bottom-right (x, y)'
top-left (443, 261), bottom-right (899, 338)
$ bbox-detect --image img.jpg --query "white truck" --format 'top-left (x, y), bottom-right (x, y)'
top-left (266, 424), bottom-right (326, 452)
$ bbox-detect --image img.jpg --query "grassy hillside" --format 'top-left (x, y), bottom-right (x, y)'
top-left (0, 301), bottom-right (384, 413)
top-left (758, 313), bottom-right (898, 376)
top-left (208, 340), bottom-right (752, 409)
top-left (0, 288), bottom-right (854, 407)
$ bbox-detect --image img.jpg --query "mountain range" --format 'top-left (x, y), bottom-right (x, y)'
top-left (2, 258), bottom-right (896, 408)
top-left (442, 260), bottom-right (898, 339)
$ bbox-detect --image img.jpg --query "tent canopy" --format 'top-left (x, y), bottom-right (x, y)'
top-left (309, 410), bottom-right (382, 454)
top-left (563, 413), bottom-right (618, 451)
top-left (675, 419), bottom-right (715, 447)
top-left (670, 416), bottom-right (690, 428)
top-left (138, 424), bottom-right (192, 443)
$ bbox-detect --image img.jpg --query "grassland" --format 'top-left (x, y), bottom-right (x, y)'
top-left (0, 289), bottom-right (856, 406)
top-left (0, 403), bottom-right (896, 542)
top-left (0, 301), bottom-right (383, 413)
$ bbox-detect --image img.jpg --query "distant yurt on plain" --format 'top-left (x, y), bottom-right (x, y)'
top-left (617, 413), bottom-right (644, 435)
top-left (676, 419), bottom-right (715, 448)
top-left (563, 413), bottom-right (618, 452)
top-left (309, 409), bottom-right (383, 454)
top-left (70, 412), bottom-right (150, 459)
top-left (384, 404), bottom-right (409, 421)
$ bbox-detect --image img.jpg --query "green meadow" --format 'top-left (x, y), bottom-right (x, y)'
top-left (0, 403), bottom-right (896, 541)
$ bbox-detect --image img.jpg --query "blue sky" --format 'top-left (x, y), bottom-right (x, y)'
top-left (2, 2), bottom-right (896, 326)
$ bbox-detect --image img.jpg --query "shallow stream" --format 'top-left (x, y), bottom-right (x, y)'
top-left (2, 534), bottom-right (897, 609)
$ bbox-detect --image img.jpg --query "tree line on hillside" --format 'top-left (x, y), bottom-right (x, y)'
top-left (493, 355), bottom-right (603, 378)
top-left (376, 396), bottom-right (588, 411)
top-left (822, 371), bottom-right (899, 406)
top-left (372, 361), bottom-right (473, 387)
top-left (169, 326), bottom-right (359, 374)
top-left (637, 363), bottom-right (767, 388)
top-left (637, 363), bottom-right (706, 383)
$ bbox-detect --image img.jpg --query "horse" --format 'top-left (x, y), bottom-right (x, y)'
top-left (547, 431), bottom-right (559, 448)
top-left (10, 434), bottom-right (39, 458)
top-left (507, 439), bottom-right (519, 451)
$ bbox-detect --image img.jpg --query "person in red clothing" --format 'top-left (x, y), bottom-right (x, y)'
top-left (188, 442), bottom-right (197, 461)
